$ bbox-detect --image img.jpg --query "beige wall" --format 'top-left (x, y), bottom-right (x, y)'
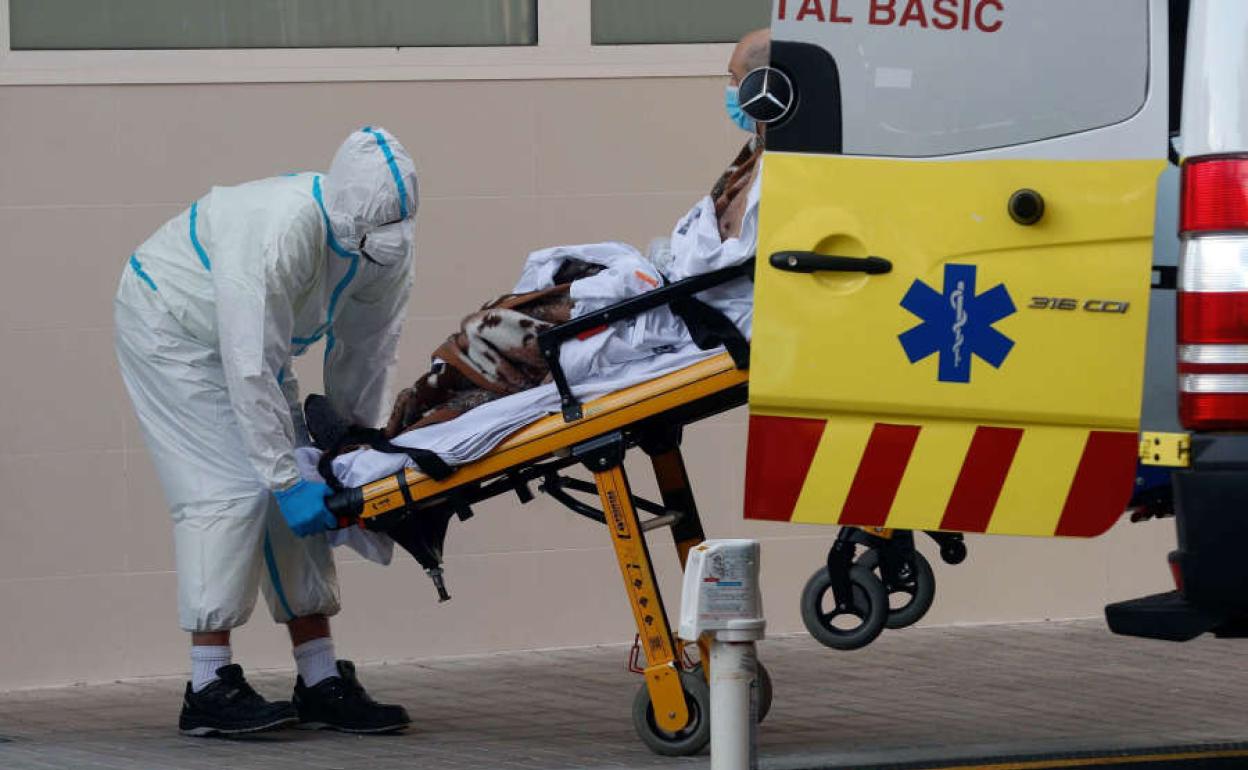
top-left (0, 76), bottom-right (1178, 691)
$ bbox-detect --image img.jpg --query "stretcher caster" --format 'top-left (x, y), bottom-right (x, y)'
top-left (632, 670), bottom-right (710, 756)
top-left (800, 565), bottom-right (888, 650)
top-left (939, 538), bottom-right (967, 565)
top-left (925, 530), bottom-right (967, 565)
top-left (858, 548), bottom-right (935, 630)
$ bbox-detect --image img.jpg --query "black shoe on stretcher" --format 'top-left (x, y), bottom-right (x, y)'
top-left (179, 664), bottom-right (299, 737)
top-left (293, 660), bottom-right (411, 734)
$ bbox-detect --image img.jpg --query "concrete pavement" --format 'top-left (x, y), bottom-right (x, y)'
top-left (0, 619), bottom-right (1245, 770)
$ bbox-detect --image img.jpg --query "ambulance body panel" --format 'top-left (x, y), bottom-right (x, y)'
top-left (1139, 165), bottom-right (1181, 438)
top-left (772, 0), bottom-right (1158, 161)
top-left (1105, 1), bottom-right (1248, 641)
top-left (745, 0), bottom-right (1169, 537)
top-left (1180, 0), bottom-right (1248, 158)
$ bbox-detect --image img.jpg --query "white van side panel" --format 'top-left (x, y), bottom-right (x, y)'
top-left (1182, 0), bottom-right (1248, 157)
top-left (769, 0), bottom-right (1168, 162)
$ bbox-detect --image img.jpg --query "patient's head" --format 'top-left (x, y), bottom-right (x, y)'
top-left (729, 28), bottom-right (771, 87)
top-left (725, 29), bottom-right (771, 135)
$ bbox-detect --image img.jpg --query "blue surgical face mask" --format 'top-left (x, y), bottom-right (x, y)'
top-left (725, 85), bottom-right (756, 134)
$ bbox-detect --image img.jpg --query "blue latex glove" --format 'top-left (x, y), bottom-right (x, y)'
top-left (274, 480), bottom-right (336, 537)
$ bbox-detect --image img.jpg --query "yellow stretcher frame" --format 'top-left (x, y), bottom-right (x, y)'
top-left (326, 351), bottom-right (750, 749)
top-left (349, 354), bottom-right (746, 519)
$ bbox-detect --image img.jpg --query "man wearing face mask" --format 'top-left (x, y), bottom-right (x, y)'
top-left (114, 127), bottom-right (416, 736)
top-left (717, 28), bottom-right (770, 241)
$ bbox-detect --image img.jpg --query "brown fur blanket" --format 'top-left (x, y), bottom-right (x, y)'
top-left (382, 259), bottom-right (602, 438)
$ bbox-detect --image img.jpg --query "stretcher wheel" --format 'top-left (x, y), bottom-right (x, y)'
top-left (799, 565), bottom-right (888, 651)
top-left (858, 548), bottom-right (936, 630)
top-left (940, 539), bottom-right (968, 565)
top-left (632, 670), bottom-right (710, 756)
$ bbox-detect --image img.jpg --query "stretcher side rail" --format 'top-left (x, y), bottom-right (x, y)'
top-left (324, 366), bottom-right (747, 528)
top-left (538, 257), bottom-right (754, 421)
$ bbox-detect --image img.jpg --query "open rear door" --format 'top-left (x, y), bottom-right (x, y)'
top-left (745, 0), bottom-right (1169, 537)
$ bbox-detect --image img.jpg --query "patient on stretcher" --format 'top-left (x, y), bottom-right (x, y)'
top-left (379, 139), bottom-right (761, 441)
top-left (307, 30), bottom-right (769, 492)
top-left (307, 136), bottom-right (761, 481)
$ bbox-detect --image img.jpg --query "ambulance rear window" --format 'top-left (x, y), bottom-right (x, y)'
top-left (773, 0), bottom-right (1150, 157)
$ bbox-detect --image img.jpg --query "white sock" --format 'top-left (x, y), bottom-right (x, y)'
top-left (190, 645), bottom-right (232, 693)
top-left (293, 637), bottom-right (338, 687)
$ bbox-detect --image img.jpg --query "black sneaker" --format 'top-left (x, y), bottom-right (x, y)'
top-left (293, 660), bottom-right (411, 734)
top-left (179, 664), bottom-right (299, 737)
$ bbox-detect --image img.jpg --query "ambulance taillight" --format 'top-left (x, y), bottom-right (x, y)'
top-left (1177, 157), bottom-right (1248, 430)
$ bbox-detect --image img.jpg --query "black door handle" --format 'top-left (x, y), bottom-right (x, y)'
top-left (770, 251), bottom-right (892, 275)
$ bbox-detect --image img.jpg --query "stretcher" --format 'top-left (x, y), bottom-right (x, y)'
top-left (324, 258), bottom-right (763, 756)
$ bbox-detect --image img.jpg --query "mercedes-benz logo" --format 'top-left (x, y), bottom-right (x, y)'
top-left (738, 66), bottom-right (794, 125)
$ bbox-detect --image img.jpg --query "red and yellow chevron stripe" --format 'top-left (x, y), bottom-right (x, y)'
top-left (743, 414), bottom-right (1138, 538)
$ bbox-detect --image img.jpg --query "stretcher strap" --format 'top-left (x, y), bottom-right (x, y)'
top-left (670, 293), bottom-right (750, 369)
top-left (395, 470), bottom-right (415, 507)
top-left (316, 426), bottom-right (454, 491)
top-left (305, 394), bottom-right (454, 491)
top-left (373, 436), bottom-right (454, 481)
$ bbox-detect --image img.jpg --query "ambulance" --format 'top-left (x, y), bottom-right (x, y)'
top-left (739, 0), bottom-right (1248, 645)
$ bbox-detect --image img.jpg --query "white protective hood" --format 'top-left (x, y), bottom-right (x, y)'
top-left (324, 126), bottom-right (419, 265)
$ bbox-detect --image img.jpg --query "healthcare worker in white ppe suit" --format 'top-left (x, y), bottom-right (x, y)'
top-left (114, 127), bottom-right (416, 737)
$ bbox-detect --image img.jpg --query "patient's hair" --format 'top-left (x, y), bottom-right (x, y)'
top-left (741, 30), bottom-right (770, 73)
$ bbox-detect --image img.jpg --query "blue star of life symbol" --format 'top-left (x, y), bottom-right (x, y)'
top-left (898, 264), bottom-right (1016, 384)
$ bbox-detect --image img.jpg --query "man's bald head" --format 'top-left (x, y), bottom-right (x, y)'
top-left (729, 28), bottom-right (771, 85)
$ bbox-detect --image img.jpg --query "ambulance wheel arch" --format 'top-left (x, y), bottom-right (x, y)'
top-left (745, 0), bottom-right (1170, 538)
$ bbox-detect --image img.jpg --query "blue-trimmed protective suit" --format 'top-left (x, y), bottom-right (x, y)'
top-left (114, 128), bottom-right (417, 632)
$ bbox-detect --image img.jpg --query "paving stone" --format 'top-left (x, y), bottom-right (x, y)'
top-left (0, 620), bottom-right (1246, 769)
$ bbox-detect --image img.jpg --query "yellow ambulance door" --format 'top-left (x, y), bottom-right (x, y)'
top-left (745, 0), bottom-right (1169, 538)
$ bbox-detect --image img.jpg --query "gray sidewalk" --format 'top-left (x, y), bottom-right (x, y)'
top-left (1, 620), bottom-right (1245, 770)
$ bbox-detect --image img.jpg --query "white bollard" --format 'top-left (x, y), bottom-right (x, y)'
top-left (709, 640), bottom-right (756, 770)
top-left (678, 539), bottom-right (765, 770)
